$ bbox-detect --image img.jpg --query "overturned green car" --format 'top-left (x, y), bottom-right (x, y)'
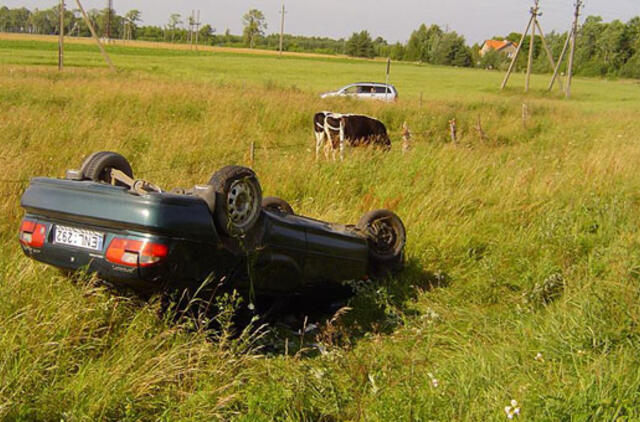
top-left (19, 152), bottom-right (406, 295)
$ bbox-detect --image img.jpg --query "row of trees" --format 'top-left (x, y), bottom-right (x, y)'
top-left (0, 5), bottom-right (143, 39)
top-left (344, 25), bottom-right (472, 67)
top-left (0, 6), bottom-right (214, 43)
top-left (1, 5), bottom-right (638, 78)
top-left (0, 5), bottom-right (348, 53)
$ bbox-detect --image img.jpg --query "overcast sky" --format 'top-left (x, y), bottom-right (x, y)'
top-left (3, 0), bottom-right (638, 44)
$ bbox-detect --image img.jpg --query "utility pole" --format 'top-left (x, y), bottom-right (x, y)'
top-left (525, 0), bottom-right (540, 93)
top-left (536, 19), bottom-right (563, 91)
top-left (501, 12), bottom-right (534, 90)
top-left (189, 10), bottom-right (194, 49)
top-left (501, 0), bottom-right (559, 92)
top-left (385, 57), bottom-right (391, 101)
top-left (104, 0), bottom-right (113, 42)
top-left (548, 32), bottom-right (571, 91)
top-left (75, 0), bottom-right (115, 70)
top-left (195, 10), bottom-right (200, 50)
top-left (58, 0), bottom-right (64, 71)
top-left (279, 1), bottom-right (286, 56)
top-left (565, 0), bottom-right (582, 98)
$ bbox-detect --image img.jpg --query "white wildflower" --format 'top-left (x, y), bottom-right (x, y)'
top-left (427, 372), bottom-right (439, 388)
top-left (505, 399), bottom-right (521, 419)
top-left (534, 352), bottom-right (544, 362)
top-left (422, 307), bottom-right (441, 324)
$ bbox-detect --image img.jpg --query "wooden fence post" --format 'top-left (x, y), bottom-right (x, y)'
top-left (402, 121), bottom-right (411, 154)
top-left (476, 116), bottom-right (488, 142)
top-left (449, 119), bottom-right (457, 143)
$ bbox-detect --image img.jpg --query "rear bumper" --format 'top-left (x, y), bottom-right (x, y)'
top-left (20, 216), bottom-right (172, 289)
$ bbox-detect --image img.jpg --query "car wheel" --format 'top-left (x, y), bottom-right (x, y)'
top-left (81, 151), bottom-right (133, 186)
top-left (208, 166), bottom-right (262, 237)
top-left (357, 209), bottom-right (406, 271)
top-left (262, 196), bottom-right (294, 215)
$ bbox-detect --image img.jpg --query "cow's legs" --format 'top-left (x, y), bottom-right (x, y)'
top-left (315, 131), bottom-right (325, 160)
top-left (327, 139), bottom-right (336, 161)
top-left (339, 119), bottom-right (345, 161)
top-left (324, 122), bottom-right (335, 160)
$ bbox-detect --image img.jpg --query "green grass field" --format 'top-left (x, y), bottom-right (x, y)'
top-left (1, 34), bottom-right (640, 421)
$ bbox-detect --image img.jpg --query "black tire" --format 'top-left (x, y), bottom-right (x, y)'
top-left (81, 151), bottom-right (133, 186)
top-left (208, 166), bottom-right (262, 237)
top-left (357, 209), bottom-right (406, 271)
top-left (262, 196), bottom-right (294, 215)
top-left (80, 151), bottom-right (105, 174)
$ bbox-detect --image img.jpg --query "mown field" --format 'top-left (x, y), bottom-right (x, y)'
top-left (1, 34), bottom-right (640, 421)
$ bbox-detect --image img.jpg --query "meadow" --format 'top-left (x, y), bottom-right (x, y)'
top-left (1, 34), bottom-right (640, 420)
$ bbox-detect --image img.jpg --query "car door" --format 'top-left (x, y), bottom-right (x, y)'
top-left (356, 84), bottom-right (376, 100)
top-left (342, 85), bottom-right (359, 98)
top-left (256, 213), bottom-right (368, 289)
top-left (301, 219), bottom-right (368, 284)
top-left (374, 85), bottom-right (391, 101)
top-left (254, 213), bottom-right (307, 292)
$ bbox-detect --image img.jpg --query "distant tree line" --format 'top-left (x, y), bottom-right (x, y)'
top-left (1, 5), bottom-right (638, 78)
top-left (0, 5), bottom-right (346, 53)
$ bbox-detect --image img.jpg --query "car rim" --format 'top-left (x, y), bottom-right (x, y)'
top-left (227, 179), bottom-right (257, 228)
top-left (368, 219), bottom-right (397, 256)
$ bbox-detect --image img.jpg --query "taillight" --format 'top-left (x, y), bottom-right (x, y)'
top-left (19, 219), bottom-right (46, 248)
top-left (105, 238), bottom-right (168, 267)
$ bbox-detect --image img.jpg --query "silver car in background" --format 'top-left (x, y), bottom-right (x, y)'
top-left (321, 82), bottom-right (398, 102)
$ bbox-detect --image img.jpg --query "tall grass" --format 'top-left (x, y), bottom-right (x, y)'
top-left (1, 37), bottom-right (640, 420)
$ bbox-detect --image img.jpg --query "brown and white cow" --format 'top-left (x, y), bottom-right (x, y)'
top-left (314, 112), bottom-right (391, 160)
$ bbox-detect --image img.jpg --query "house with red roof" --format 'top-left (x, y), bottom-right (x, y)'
top-left (480, 40), bottom-right (518, 59)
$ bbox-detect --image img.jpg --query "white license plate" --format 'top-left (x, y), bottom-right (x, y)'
top-left (54, 225), bottom-right (105, 251)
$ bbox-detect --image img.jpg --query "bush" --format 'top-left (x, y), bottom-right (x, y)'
top-left (479, 49), bottom-right (508, 70)
top-left (620, 53), bottom-right (640, 79)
